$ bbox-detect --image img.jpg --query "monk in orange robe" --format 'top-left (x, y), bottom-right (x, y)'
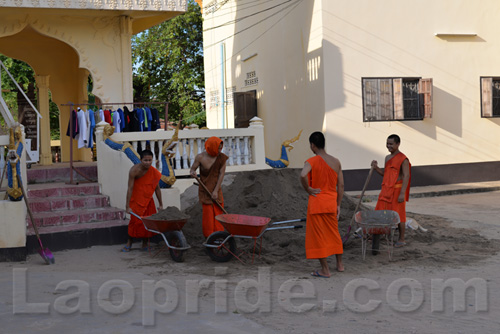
top-left (371, 134), bottom-right (411, 247)
top-left (300, 131), bottom-right (344, 278)
top-left (123, 149), bottom-right (163, 252)
top-left (190, 136), bottom-right (228, 238)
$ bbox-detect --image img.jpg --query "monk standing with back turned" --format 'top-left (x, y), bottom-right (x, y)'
top-left (300, 132), bottom-right (344, 278)
top-left (371, 134), bottom-right (411, 248)
top-left (190, 136), bottom-right (228, 238)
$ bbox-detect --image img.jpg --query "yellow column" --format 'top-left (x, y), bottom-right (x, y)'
top-left (35, 75), bottom-right (52, 165)
top-left (120, 16), bottom-right (133, 103)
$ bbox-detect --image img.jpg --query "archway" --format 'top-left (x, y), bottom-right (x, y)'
top-left (0, 25), bottom-right (92, 164)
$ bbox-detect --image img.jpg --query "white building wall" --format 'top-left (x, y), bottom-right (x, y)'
top-left (204, 0), bottom-right (500, 170)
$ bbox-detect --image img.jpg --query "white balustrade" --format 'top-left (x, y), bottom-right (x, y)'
top-left (227, 137), bottom-right (234, 166)
top-left (175, 142), bottom-right (181, 169)
top-left (196, 138), bottom-right (202, 155)
top-left (152, 141), bottom-right (158, 168)
top-left (189, 138), bottom-right (195, 166)
top-left (103, 122), bottom-right (266, 176)
top-left (181, 139), bottom-right (189, 169)
top-left (141, 140), bottom-right (146, 156)
top-left (235, 137), bottom-right (241, 165)
top-left (243, 137), bottom-right (249, 165)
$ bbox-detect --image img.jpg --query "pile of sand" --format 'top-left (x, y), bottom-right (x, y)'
top-left (180, 169), bottom-right (499, 270)
top-left (149, 206), bottom-right (190, 220)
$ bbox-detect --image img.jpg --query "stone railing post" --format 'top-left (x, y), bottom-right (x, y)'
top-left (94, 121), bottom-right (107, 186)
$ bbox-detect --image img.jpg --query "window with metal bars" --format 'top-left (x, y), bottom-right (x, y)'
top-left (362, 77), bottom-right (433, 121)
top-left (481, 77), bottom-right (500, 117)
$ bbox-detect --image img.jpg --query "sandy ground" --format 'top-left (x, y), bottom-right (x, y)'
top-left (1, 170), bottom-right (500, 333)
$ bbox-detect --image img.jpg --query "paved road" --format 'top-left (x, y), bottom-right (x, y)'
top-left (405, 190), bottom-right (500, 239)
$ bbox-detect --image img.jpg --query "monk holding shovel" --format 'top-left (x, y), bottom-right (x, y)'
top-left (190, 137), bottom-right (228, 238)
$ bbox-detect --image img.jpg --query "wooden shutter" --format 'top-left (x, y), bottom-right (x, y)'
top-left (481, 77), bottom-right (493, 117)
top-left (393, 78), bottom-right (404, 120)
top-left (379, 79), bottom-right (393, 120)
top-left (233, 90), bottom-right (257, 128)
top-left (363, 79), bottom-right (379, 121)
top-left (419, 78), bottom-right (433, 118)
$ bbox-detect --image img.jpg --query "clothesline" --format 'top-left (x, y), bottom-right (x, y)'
top-left (62, 101), bottom-right (169, 184)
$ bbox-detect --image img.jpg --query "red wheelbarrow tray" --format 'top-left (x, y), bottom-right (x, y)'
top-left (215, 214), bottom-right (272, 237)
top-left (141, 216), bottom-right (188, 233)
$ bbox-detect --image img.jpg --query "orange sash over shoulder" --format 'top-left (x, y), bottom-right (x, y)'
top-left (306, 155), bottom-right (338, 215)
top-left (305, 156), bottom-right (342, 258)
top-left (128, 166), bottom-right (161, 238)
top-left (199, 153), bottom-right (228, 205)
top-left (378, 152), bottom-right (411, 203)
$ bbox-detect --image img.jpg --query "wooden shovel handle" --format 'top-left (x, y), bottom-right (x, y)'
top-left (348, 166), bottom-right (375, 227)
top-left (194, 176), bottom-right (228, 214)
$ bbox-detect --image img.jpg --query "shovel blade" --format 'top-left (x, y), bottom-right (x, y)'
top-left (38, 248), bottom-right (55, 265)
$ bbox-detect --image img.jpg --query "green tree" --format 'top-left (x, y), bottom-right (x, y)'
top-left (132, 0), bottom-right (205, 126)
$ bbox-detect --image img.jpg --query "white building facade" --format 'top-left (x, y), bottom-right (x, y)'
top-left (201, 0), bottom-right (500, 189)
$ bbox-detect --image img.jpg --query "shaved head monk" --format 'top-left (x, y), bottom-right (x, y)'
top-left (371, 134), bottom-right (411, 248)
top-left (190, 136), bottom-right (228, 238)
top-left (300, 132), bottom-right (344, 278)
top-left (123, 149), bottom-right (163, 252)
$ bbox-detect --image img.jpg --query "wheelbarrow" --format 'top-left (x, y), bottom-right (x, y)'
top-left (203, 213), bottom-right (305, 263)
top-left (129, 211), bottom-right (191, 262)
top-left (354, 210), bottom-right (400, 260)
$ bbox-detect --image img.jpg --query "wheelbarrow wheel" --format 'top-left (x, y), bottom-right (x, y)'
top-left (167, 231), bottom-right (187, 263)
top-left (206, 231), bottom-right (236, 263)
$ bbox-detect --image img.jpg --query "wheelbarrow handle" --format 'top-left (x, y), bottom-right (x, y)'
top-left (271, 218), bottom-right (306, 225)
top-left (265, 225), bottom-right (303, 231)
top-left (128, 211), bottom-right (142, 221)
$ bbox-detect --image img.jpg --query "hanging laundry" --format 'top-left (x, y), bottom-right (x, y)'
top-left (99, 109), bottom-right (105, 123)
top-left (126, 106), bottom-right (140, 132)
top-left (117, 108), bottom-right (126, 132)
top-left (66, 109), bottom-right (79, 138)
top-left (113, 109), bottom-right (121, 133)
top-left (145, 107), bottom-right (153, 131)
top-left (75, 108), bottom-right (89, 149)
top-left (88, 110), bottom-right (96, 148)
top-left (84, 109), bottom-right (91, 142)
top-left (104, 109), bottom-right (112, 124)
top-left (151, 107), bottom-right (159, 131)
top-left (136, 107), bottom-right (145, 132)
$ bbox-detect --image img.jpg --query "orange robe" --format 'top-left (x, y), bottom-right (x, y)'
top-left (128, 166), bottom-right (161, 238)
top-left (199, 137), bottom-right (228, 238)
top-left (305, 155), bottom-right (343, 259)
top-left (375, 152), bottom-right (411, 223)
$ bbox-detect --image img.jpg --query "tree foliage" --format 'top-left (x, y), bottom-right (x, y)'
top-left (132, 0), bottom-right (205, 126)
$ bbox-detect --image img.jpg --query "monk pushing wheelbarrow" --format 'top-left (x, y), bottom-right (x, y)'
top-left (194, 176), bottom-right (304, 263)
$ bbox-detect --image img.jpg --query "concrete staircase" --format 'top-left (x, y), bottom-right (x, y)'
top-left (21, 162), bottom-right (129, 257)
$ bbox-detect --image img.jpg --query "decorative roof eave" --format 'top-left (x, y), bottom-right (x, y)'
top-left (0, 0), bottom-right (187, 12)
